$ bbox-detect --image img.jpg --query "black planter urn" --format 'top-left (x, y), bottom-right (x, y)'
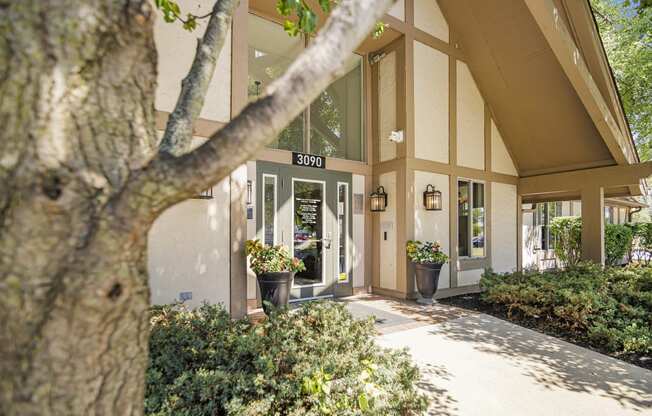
top-left (257, 271), bottom-right (294, 315)
top-left (414, 263), bottom-right (443, 304)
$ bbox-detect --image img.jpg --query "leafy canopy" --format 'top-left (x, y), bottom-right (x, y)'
top-left (155, 0), bottom-right (386, 38)
top-left (591, 0), bottom-right (652, 160)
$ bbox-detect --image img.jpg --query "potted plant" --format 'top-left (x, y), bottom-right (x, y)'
top-left (245, 239), bottom-right (306, 315)
top-left (406, 240), bottom-right (449, 304)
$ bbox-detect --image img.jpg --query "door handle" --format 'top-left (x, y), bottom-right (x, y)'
top-left (324, 232), bottom-right (332, 249)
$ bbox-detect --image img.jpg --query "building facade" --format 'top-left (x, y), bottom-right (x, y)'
top-left (147, 0), bottom-right (647, 316)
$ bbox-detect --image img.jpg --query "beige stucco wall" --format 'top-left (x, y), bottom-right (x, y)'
top-left (154, 0), bottom-right (231, 123)
top-left (379, 172), bottom-right (397, 290)
top-left (388, 0), bottom-right (405, 21)
top-left (246, 162), bottom-right (257, 300)
top-left (414, 41), bottom-right (449, 164)
top-left (414, 0), bottom-right (449, 42)
top-left (456, 61), bottom-right (485, 170)
top-left (458, 269), bottom-right (483, 287)
top-left (352, 175), bottom-right (366, 288)
top-left (413, 171), bottom-right (450, 289)
top-left (491, 183), bottom-right (518, 273)
top-left (148, 177), bottom-right (231, 309)
top-left (522, 208), bottom-right (538, 269)
top-left (491, 120), bottom-right (518, 175)
top-left (379, 51), bottom-right (398, 162)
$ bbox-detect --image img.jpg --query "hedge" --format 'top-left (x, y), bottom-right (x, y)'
top-left (481, 264), bottom-right (652, 355)
top-left (146, 302), bottom-right (428, 415)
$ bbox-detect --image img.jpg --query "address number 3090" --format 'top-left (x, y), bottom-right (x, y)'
top-left (292, 152), bottom-right (325, 169)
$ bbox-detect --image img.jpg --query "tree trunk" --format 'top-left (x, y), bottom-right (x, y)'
top-left (0, 1), bottom-right (158, 414)
top-left (0, 0), bottom-right (394, 413)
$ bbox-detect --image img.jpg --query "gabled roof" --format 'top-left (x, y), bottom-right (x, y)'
top-left (438, 0), bottom-right (641, 197)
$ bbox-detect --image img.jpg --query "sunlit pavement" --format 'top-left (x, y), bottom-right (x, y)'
top-left (344, 295), bottom-right (652, 416)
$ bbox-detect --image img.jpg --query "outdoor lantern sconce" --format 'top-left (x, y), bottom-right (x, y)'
top-left (246, 180), bottom-right (253, 206)
top-left (423, 184), bottom-right (442, 211)
top-left (192, 188), bottom-right (214, 200)
top-left (369, 186), bottom-right (388, 212)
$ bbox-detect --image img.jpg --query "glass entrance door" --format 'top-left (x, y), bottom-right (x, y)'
top-left (256, 162), bottom-right (352, 300)
top-left (292, 179), bottom-right (325, 287)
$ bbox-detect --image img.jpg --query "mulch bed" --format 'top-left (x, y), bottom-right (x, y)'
top-left (438, 292), bottom-right (652, 371)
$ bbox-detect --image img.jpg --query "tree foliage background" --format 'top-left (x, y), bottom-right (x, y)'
top-left (591, 0), bottom-right (652, 160)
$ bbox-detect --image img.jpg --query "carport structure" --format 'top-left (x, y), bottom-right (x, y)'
top-left (440, 0), bottom-right (649, 265)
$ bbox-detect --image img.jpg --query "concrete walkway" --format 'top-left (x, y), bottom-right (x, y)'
top-left (344, 295), bottom-right (652, 416)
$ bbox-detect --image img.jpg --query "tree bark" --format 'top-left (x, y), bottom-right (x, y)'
top-left (0, 1), bottom-right (158, 414)
top-left (159, 0), bottom-right (239, 156)
top-left (0, 0), bottom-right (394, 414)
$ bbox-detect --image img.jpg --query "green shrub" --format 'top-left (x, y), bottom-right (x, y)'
top-left (550, 217), bottom-right (636, 266)
top-left (146, 302), bottom-right (428, 415)
top-left (550, 217), bottom-right (582, 266)
top-left (605, 223), bottom-right (633, 265)
top-left (481, 264), bottom-right (652, 355)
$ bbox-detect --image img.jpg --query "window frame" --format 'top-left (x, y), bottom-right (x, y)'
top-left (247, 13), bottom-right (366, 162)
top-left (457, 178), bottom-right (486, 259)
top-left (261, 173), bottom-right (277, 246)
top-left (336, 182), bottom-right (350, 283)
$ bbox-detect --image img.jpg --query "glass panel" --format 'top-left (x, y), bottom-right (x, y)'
top-left (337, 183), bottom-right (348, 282)
top-left (310, 55), bottom-right (363, 161)
top-left (248, 14), bottom-right (304, 152)
top-left (472, 182), bottom-right (485, 257)
top-left (293, 180), bottom-right (324, 286)
top-left (262, 175), bottom-right (276, 246)
top-left (458, 181), bottom-right (470, 257)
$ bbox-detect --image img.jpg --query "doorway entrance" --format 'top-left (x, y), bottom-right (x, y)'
top-left (256, 161), bottom-right (353, 300)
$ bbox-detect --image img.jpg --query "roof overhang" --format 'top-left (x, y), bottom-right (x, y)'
top-left (438, 0), bottom-right (643, 199)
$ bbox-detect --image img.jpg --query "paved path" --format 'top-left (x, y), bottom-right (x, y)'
top-left (344, 295), bottom-right (652, 416)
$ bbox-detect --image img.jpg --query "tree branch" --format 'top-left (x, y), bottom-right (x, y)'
top-left (159, 0), bottom-right (239, 156)
top-left (133, 0), bottom-right (395, 211)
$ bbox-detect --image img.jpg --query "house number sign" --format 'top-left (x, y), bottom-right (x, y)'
top-left (292, 152), bottom-right (325, 169)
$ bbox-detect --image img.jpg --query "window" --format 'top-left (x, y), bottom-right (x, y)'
top-left (458, 180), bottom-right (485, 257)
top-left (337, 183), bottom-right (349, 282)
top-left (248, 14), bottom-right (364, 161)
top-left (534, 202), bottom-right (561, 250)
top-left (605, 207), bottom-right (614, 224)
top-left (262, 174), bottom-right (277, 246)
top-left (247, 14), bottom-right (303, 152)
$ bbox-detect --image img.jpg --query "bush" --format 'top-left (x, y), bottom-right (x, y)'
top-left (480, 264), bottom-right (652, 355)
top-left (146, 302), bottom-right (428, 415)
top-left (550, 217), bottom-right (582, 266)
top-left (605, 223), bottom-right (633, 266)
top-left (550, 217), bottom-right (635, 266)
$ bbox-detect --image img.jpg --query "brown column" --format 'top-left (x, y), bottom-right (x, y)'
top-left (229, 0), bottom-right (248, 318)
top-left (580, 185), bottom-right (605, 264)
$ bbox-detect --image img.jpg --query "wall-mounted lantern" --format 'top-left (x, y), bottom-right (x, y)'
top-left (192, 188), bottom-right (214, 200)
top-left (423, 184), bottom-right (442, 211)
top-left (369, 186), bottom-right (388, 212)
top-left (246, 180), bottom-right (253, 206)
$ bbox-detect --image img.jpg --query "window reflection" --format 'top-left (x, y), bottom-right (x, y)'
top-left (248, 14), bottom-right (303, 152)
top-left (310, 56), bottom-right (363, 161)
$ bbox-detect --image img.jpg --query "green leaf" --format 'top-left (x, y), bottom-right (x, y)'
top-left (357, 393), bottom-right (369, 410)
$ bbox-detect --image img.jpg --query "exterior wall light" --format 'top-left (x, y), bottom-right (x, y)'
top-left (246, 180), bottom-right (253, 206)
top-left (369, 186), bottom-right (388, 212)
top-left (192, 188), bottom-right (214, 200)
top-left (423, 184), bottom-right (442, 211)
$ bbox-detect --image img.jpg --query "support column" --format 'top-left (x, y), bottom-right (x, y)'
top-left (580, 185), bottom-right (605, 264)
top-left (229, 0), bottom-right (248, 318)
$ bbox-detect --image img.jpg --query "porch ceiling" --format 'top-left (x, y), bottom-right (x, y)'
top-left (438, 0), bottom-right (616, 177)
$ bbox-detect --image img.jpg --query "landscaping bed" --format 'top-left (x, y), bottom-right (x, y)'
top-left (439, 264), bottom-right (652, 370)
top-left (146, 301), bottom-right (428, 415)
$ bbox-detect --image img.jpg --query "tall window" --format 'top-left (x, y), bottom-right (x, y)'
top-left (458, 180), bottom-right (485, 257)
top-left (248, 14), bottom-right (364, 161)
top-left (534, 202), bottom-right (561, 250)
